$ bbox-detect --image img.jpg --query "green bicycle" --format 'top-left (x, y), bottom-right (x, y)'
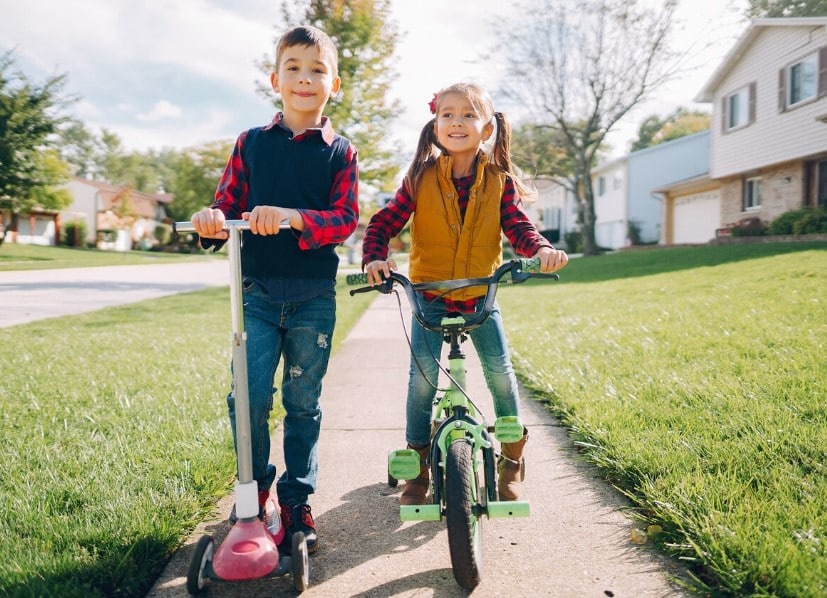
top-left (347, 258), bottom-right (558, 589)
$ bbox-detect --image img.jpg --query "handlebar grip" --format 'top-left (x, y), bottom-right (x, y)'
top-left (519, 257), bottom-right (542, 273)
top-left (346, 273), bottom-right (369, 285)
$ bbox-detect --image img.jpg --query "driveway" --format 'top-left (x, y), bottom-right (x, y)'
top-left (0, 261), bottom-right (229, 328)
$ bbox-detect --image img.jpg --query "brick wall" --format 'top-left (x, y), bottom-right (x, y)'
top-left (718, 160), bottom-right (805, 227)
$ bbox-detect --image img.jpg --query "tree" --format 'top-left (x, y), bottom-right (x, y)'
top-left (257, 0), bottom-right (402, 189)
top-left (630, 107), bottom-right (711, 151)
top-left (511, 123), bottom-right (576, 179)
top-left (161, 141), bottom-right (233, 221)
top-left (745, 0), bottom-right (827, 17)
top-left (0, 50), bottom-right (73, 219)
top-left (496, 0), bottom-right (683, 255)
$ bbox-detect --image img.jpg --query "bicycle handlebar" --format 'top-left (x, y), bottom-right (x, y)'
top-left (346, 258), bottom-right (558, 332)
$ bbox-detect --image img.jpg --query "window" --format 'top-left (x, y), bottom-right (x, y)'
top-left (787, 53), bottom-right (818, 107)
top-left (727, 87), bottom-right (750, 129)
top-left (818, 160), bottom-right (827, 208)
top-left (744, 177), bottom-right (762, 210)
top-left (613, 175), bottom-right (623, 191)
top-left (597, 176), bottom-right (606, 196)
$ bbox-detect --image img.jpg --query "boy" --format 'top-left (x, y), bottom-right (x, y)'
top-left (191, 25), bottom-right (358, 554)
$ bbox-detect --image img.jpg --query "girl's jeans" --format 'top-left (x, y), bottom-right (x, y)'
top-left (405, 296), bottom-right (521, 447)
top-left (226, 279), bottom-right (336, 507)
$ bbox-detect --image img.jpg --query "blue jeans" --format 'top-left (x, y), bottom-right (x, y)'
top-left (405, 296), bottom-right (521, 446)
top-left (225, 278), bottom-right (336, 506)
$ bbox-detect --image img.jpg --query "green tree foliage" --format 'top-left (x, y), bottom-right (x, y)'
top-left (258, 0), bottom-right (401, 189)
top-left (160, 141), bottom-right (233, 221)
top-left (631, 107), bottom-right (711, 151)
top-left (511, 123), bottom-right (575, 179)
top-left (0, 50), bottom-right (73, 215)
top-left (745, 0), bottom-right (827, 17)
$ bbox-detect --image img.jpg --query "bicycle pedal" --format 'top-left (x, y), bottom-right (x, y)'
top-left (494, 416), bottom-right (524, 443)
top-left (388, 449), bottom-right (422, 480)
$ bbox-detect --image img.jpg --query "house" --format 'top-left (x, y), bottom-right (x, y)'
top-left (589, 130), bottom-right (712, 249)
top-left (3, 178), bottom-right (173, 249)
top-left (523, 177), bottom-right (580, 248)
top-left (61, 178), bottom-right (173, 250)
top-left (591, 156), bottom-right (629, 249)
top-left (694, 17), bottom-right (827, 228)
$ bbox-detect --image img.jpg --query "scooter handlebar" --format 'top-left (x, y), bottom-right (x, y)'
top-left (173, 220), bottom-right (289, 234)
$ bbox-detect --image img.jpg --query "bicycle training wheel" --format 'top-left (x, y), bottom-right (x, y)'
top-left (445, 439), bottom-right (483, 589)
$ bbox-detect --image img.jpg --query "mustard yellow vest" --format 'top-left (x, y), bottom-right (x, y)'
top-left (408, 153), bottom-right (505, 301)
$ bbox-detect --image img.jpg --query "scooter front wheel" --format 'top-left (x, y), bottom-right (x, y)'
top-left (186, 535), bottom-right (214, 595)
top-left (291, 531), bottom-right (310, 592)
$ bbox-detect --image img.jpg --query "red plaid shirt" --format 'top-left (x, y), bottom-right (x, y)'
top-left (211, 113), bottom-right (359, 250)
top-left (362, 172), bottom-right (552, 313)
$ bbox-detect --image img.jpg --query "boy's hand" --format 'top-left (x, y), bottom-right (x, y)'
top-left (244, 206), bottom-right (292, 236)
top-left (534, 247), bottom-right (568, 273)
top-left (191, 208), bottom-right (228, 240)
top-left (365, 259), bottom-right (397, 285)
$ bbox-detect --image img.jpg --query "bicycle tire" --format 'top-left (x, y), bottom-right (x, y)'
top-left (445, 439), bottom-right (482, 589)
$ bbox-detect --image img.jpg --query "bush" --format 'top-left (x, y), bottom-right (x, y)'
top-left (768, 207), bottom-right (827, 236)
top-left (564, 230), bottom-right (583, 253)
top-left (154, 222), bottom-right (173, 245)
top-left (62, 220), bottom-right (88, 247)
top-left (730, 217), bottom-right (767, 237)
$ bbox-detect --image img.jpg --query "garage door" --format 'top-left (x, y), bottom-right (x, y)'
top-left (673, 190), bottom-right (720, 244)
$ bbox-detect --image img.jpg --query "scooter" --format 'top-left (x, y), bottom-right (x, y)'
top-left (174, 220), bottom-right (309, 594)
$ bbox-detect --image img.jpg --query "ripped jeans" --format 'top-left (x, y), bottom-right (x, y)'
top-left (226, 278), bottom-right (336, 507)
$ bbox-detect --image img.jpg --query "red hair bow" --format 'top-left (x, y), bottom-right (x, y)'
top-left (428, 92), bottom-right (439, 114)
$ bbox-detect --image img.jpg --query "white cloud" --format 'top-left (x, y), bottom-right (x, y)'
top-left (137, 100), bottom-right (184, 123)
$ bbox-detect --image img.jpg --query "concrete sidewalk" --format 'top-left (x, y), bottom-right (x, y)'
top-left (147, 291), bottom-right (690, 597)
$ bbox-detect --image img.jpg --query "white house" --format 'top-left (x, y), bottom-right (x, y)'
top-left (524, 177), bottom-right (580, 248)
top-left (694, 17), bottom-right (827, 227)
top-left (591, 156), bottom-right (629, 249)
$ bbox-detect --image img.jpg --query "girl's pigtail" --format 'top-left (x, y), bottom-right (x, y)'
top-left (403, 118), bottom-right (439, 198)
top-left (491, 111), bottom-right (535, 202)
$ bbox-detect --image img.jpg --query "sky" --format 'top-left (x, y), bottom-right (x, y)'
top-left (0, 0), bottom-right (750, 165)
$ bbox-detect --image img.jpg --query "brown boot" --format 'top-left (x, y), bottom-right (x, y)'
top-left (497, 428), bottom-right (528, 501)
top-left (400, 444), bottom-right (430, 506)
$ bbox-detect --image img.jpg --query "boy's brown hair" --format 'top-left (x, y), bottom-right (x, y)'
top-left (275, 25), bottom-right (338, 76)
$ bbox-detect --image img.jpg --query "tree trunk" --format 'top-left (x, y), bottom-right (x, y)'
top-left (580, 172), bottom-right (599, 256)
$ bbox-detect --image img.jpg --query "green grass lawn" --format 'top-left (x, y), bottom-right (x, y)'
top-left (499, 241), bottom-right (827, 597)
top-left (0, 274), bottom-right (374, 597)
top-left (0, 242), bottom-right (220, 271)
top-left (1, 241), bottom-right (825, 596)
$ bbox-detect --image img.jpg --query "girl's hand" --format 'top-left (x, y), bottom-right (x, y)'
top-left (191, 208), bottom-right (228, 240)
top-left (365, 258), bottom-right (397, 285)
top-left (534, 247), bottom-right (568, 273)
top-left (244, 205), bottom-right (291, 236)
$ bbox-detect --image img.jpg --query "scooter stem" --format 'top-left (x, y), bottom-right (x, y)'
top-left (228, 224), bottom-right (254, 487)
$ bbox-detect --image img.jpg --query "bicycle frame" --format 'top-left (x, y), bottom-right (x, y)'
top-left (348, 259), bottom-right (556, 522)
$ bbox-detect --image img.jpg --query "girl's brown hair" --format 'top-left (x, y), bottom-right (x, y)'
top-left (402, 82), bottom-right (532, 201)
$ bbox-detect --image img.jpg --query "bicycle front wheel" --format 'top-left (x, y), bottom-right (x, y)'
top-left (445, 439), bottom-right (482, 589)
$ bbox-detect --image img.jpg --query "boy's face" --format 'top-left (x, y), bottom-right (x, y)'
top-left (271, 44), bottom-right (340, 119)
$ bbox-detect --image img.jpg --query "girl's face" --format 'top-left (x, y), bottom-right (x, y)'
top-left (433, 91), bottom-right (494, 160)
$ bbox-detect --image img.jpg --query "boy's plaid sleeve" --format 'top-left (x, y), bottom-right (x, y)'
top-left (296, 144), bottom-right (360, 249)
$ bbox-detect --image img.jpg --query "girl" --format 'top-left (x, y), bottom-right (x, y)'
top-left (362, 82), bottom-right (568, 505)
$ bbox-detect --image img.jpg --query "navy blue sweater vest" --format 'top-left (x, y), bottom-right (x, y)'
top-left (240, 125), bottom-right (350, 279)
